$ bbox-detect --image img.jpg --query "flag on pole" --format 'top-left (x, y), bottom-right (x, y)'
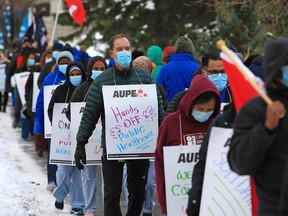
top-left (64, 0), bottom-right (86, 26)
top-left (220, 50), bottom-right (265, 216)
top-left (24, 13), bottom-right (48, 54)
top-left (220, 52), bottom-right (266, 112)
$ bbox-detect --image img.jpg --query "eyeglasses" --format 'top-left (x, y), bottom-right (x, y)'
top-left (203, 68), bottom-right (225, 76)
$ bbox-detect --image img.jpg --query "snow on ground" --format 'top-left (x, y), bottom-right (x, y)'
top-left (0, 107), bottom-right (72, 216)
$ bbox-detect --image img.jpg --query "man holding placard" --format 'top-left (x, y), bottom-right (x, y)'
top-left (75, 34), bottom-right (165, 216)
top-left (228, 38), bottom-right (288, 215)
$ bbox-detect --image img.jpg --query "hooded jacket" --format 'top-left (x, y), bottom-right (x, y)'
top-left (156, 52), bottom-right (199, 102)
top-left (147, 45), bottom-right (163, 81)
top-left (66, 56), bottom-right (107, 121)
top-left (47, 61), bottom-right (86, 123)
top-left (34, 52), bottom-right (74, 134)
top-left (155, 74), bottom-right (220, 214)
top-left (228, 38), bottom-right (288, 216)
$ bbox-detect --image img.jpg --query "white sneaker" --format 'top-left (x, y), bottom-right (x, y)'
top-left (46, 183), bottom-right (56, 192)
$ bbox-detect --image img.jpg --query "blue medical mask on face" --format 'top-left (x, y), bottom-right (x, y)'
top-left (28, 59), bottom-right (35, 67)
top-left (115, 50), bottom-right (132, 67)
top-left (281, 66), bottom-right (288, 87)
top-left (91, 70), bottom-right (102, 80)
top-left (45, 58), bottom-right (52, 64)
top-left (52, 51), bottom-right (60, 59)
top-left (191, 110), bottom-right (214, 123)
top-left (70, 75), bottom-right (82, 86)
top-left (208, 74), bottom-right (228, 92)
top-left (59, 64), bottom-right (68, 75)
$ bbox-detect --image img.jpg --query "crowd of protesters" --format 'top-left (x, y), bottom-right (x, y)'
top-left (1, 33), bottom-right (287, 216)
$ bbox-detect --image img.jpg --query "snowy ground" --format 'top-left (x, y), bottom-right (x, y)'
top-left (0, 107), bottom-right (75, 216)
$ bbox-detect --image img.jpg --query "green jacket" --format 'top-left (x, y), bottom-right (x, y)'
top-left (76, 65), bottom-right (165, 152)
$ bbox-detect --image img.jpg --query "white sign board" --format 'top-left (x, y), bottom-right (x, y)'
top-left (164, 145), bottom-right (201, 216)
top-left (199, 127), bottom-right (251, 216)
top-left (103, 84), bottom-right (158, 160)
top-left (70, 102), bottom-right (102, 165)
top-left (0, 64), bottom-right (6, 92)
top-left (50, 103), bottom-right (72, 165)
top-left (14, 71), bottom-right (30, 105)
top-left (44, 85), bottom-right (58, 138)
top-left (32, 72), bottom-right (40, 112)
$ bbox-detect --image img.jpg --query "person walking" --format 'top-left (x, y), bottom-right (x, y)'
top-left (155, 74), bottom-right (220, 215)
top-left (156, 36), bottom-right (199, 102)
top-left (48, 61), bottom-right (86, 215)
top-left (67, 56), bottom-right (108, 216)
top-left (228, 37), bottom-right (288, 216)
top-left (74, 34), bottom-right (165, 216)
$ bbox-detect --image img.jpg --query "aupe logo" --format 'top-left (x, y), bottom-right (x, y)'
top-left (113, 89), bottom-right (148, 98)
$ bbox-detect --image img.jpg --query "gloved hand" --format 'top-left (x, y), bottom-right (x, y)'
top-left (74, 144), bottom-right (86, 170)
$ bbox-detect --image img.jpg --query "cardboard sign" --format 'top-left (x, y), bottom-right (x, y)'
top-left (70, 102), bottom-right (102, 165)
top-left (14, 71), bottom-right (30, 105)
top-left (103, 84), bottom-right (158, 160)
top-left (0, 64), bottom-right (6, 92)
top-left (164, 145), bottom-right (201, 216)
top-left (199, 127), bottom-right (251, 216)
top-left (32, 72), bottom-right (40, 112)
top-left (44, 85), bottom-right (58, 138)
top-left (50, 103), bottom-right (72, 165)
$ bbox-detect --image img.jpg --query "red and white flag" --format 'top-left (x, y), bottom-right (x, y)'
top-left (220, 51), bottom-right (264, 216)
top-left (64, 0), bottom-right (86, 26)
top-left (220, 52), bottom-right (266, 112)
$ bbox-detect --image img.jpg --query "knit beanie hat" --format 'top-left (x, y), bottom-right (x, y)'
top-left (147, 45), bottom-right (163, 65)
top-left (56, 51), bottom-right (74, 66)
top-left (52, 42), bottom-right (64, 51)
top-left (174, 36), bottom-right (195, 54)
top-left (133, 56), bottom-right (154, 73)
top-left (162, 46), bottom-right (174, 64)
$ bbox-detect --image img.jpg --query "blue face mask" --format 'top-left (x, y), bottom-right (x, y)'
top-left (91, 70), bottom-right (102, 80)
top-left (115, 50), bottom-right (132, 67)
top-left (208, 74), bottom-right (228, 92)
top-left (70, 75), bottom-right (82, 86)
top-left (191, 110), bottom-right (214, 123)
top-left (45, 58), bottom-right (52, 64)
top-left (281, 66), bottom-right (288, 87)
top-left (53, 51), bottom-right (60, 59)
top-left (59, 64), bottom-right (68, 75)
top-left (28, 59), bottom-right (35, 67)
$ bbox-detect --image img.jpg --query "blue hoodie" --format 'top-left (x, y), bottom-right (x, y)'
top-left (156, 52), bottom-right (199, 102)
top-left (34, 66), bottom-right (66, 134)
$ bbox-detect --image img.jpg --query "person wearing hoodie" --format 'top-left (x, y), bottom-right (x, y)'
top-left (66, 56), bottom-right (107, 216)
top-left (228, 38), bottom-right (288, 216)
top-left (37, 42), bottom-right (63, 88)
top-left (74, 34), bottom-right (165, 216)
top-left (147, 45), bottom-right (163, 81)
top-left (34, 49), bottom-right (74, 192)
top-left (48, 60), bottom-right (86, 215)
top-left (156, 36), bottom-right (199, 102)
top-left (155, 74), bottom-right (221, 215)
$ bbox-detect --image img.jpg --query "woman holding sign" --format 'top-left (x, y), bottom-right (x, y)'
top-left (155, 74), bottom-right (220, 215)
top-left (48, 61), bottom-right (87, 215)
top-left (67, 56), bottom-right (107, 216)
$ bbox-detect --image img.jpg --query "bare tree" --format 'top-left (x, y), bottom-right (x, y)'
top-left (0, 0), bottom-right (34, 48)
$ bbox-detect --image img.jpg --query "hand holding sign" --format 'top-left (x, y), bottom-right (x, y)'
top-left (143, 105), bottom-right (156, 122)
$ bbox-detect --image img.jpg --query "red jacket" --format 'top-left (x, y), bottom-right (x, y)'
top-left (155, 74), bottom-right (220, 214)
